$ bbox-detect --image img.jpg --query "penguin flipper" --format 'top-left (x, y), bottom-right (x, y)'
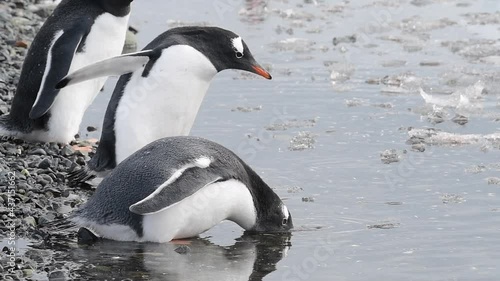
top-left (29, 23), bottom-right (90, 119)
top-left (129, 166), bottom-right (223, 215)
top-left (56, 50), bottom-right (156, 89)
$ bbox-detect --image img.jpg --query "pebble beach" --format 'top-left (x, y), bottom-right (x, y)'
top-left (1, 1), bottom-right (95, 279)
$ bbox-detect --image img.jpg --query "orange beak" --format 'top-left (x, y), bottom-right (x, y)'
top-left (252, 65), bottom-right (272, 80)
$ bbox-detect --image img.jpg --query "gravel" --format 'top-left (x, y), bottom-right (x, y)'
top-left (0, 1), bottom-right (97, 279)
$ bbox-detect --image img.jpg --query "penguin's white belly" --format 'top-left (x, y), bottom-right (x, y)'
top-left (40, 13), bottom-right (129, 143)
top-left (114, 45), bottom-right (218, 163)
top-left (141, 179), bottom-right (257, 243)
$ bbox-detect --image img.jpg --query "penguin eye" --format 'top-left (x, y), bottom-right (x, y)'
top-left (235, 51), bottom-right (243, 59)
top-left (282, 218), bottom-right (288, 225)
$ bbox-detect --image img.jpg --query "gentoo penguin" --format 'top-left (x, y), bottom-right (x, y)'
top-left (0, 0), bottom-right (132, 143)
top-left (57, 26), bottom-right (272, 182)
top-left (71, 136), bottom-right (293, 242)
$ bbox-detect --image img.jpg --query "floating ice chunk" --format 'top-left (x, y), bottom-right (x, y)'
top-left (329, 63), bottom-right (355, 85)
top-left (408, 128), bottom-right (500, 147)
top-left (480, 56), bottom-right (500, 65)
top-left (419, 81), bottom-right (485, 112)
top-left (270, 38), bottom-right (316, 53)
top-left (420, 89), bottom-right (453, 107)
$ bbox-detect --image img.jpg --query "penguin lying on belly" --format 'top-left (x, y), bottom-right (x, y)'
top-left (58, 26), bottom-right (272, 184)
top-left (0, 0), bottom-right (132, 143)
top-left (71, 136), bottom-right (293, 243)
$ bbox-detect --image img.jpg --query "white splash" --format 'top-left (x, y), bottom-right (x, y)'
top-left (419, 81), bottom-right (485, 112)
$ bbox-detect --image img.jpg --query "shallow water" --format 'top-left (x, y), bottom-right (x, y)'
top-left (11, 0), bottom-right (500, 280)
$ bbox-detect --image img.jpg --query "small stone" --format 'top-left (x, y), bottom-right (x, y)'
top-left (76, 156), bottom-right (86, 165)
top-left (380, 149), bottom-right (403, 164)
top-left (301, 197), bottom-right (315, 202)
top-left (367, 223), bottom-right (400, 229)
top-left (49, 270), bottom-right (67, 281)
top-left (37, 174), bottom-right (53, 185)
top-left (411, 144), bottom-right (425, 152)
top-left (14, 41), bottom-right (28, 48)
top-left (385, 202), bottom-right (403, 205)
top-left (21, 169), bottom-right (30, 177)
top-left (60, 146), bottom-right (74, 157)
top-left (46, 188), bottom-right (61, 197)
top-left (38, 214), bottom-right (55, 226)
top-left (174, 245), bottom-right (191, 254)
top-left (487, 177), bottom-right (500, 185)
top-left (61, 159), bottom-right (73, 168)
top-left (452, 115), bottom-right (468, 125)
top-left (60, 189), bottom-right (70, 198)
top-left (38, 158), bottom-right (52, 169)
top-left (28, 148), bottom-right (47, 156)
top-left (441, 194), bottom-right (465, 204)
top-left (23, 217), bottom-right (36, 227)
top-left (22, 269), bottom-right (33, 277)
top-left (17, 182), bottom-right (29, 190)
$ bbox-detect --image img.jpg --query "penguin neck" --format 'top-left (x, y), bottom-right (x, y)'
top-left (97, 0), bottom-right (131, 17)
top-left (241, 162), bottom-right (282, 229)
top-left (113, 45), bottom-right (219, 164)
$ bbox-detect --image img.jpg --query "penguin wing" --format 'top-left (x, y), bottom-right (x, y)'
top-left (30, 22), bottom-right (92, 119)
top-left (56, 50), bottom-right (157, 89)
top-left (129, 164), bottom-right (224, 215)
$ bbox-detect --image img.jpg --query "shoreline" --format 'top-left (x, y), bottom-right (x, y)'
top-left (1, 1), bottom-right (94, 279)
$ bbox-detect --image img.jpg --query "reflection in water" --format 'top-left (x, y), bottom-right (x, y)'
top-left (50, 233), bottom-right (291, 280)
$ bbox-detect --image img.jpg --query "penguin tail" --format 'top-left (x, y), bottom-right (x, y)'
top-left (67, 165), bottom-right (97, 188)
top-left (0, 115), bottom-right (19, 140)
top-left (34, 217), bottom-right (79, 248)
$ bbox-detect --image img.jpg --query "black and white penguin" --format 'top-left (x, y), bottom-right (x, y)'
top-left (57, 26), bottom-right (272, 181)
top-left (0, 0), bottom-right (132, 143)
top-left (71, 136), bottom-right (293, 242)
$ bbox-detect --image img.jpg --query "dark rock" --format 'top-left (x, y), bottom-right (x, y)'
top-left (38, 214), bottom-right (56, 226)
top-left (37, 158), bottom-right (52, 169)
top-left (61, 159), bottom-right (73, 168)
top-left (76, 156), bottom-right (86, 165)
top-left (77, 227), bottom-right (100, 244)
top-left (86, 126), bottom-right (97, 132)
top-left (411, 144), bottom-right (426, 152)
top-left (174, 245), bottom-right (191, 254)
top-left (37, 174), bottom-right (53, 186)
top-left (28, 148), bottom-right (46, 156)
top-left (60, 146), bottom-right (74, 157)
top-left (48, 270), bottom-right (67, 281)
top-left (452, 115), bottom-right (468, 125)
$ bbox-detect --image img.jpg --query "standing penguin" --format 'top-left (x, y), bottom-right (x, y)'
top-left (58, 26), bottom-right (272, 181)
top-left (0, 0), bottom-right (132, 143)
top-left (71, 136), bottom-right (293, 242)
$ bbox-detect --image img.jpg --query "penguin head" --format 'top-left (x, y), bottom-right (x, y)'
top-left (170, 27), bottom-right (272, 80)
top-left (250, 201), bottom-right (293, 233)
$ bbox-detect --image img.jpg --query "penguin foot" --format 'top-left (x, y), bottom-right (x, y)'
top-left (170, 239), bottom-right (193, 245)
top-left (77, 227), bottom-right (101, 244)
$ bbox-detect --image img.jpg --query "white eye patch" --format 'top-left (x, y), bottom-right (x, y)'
top-left (282, 205), bottom-right (289, 219)
top-left (231, 36), bottom-right (244, 56)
